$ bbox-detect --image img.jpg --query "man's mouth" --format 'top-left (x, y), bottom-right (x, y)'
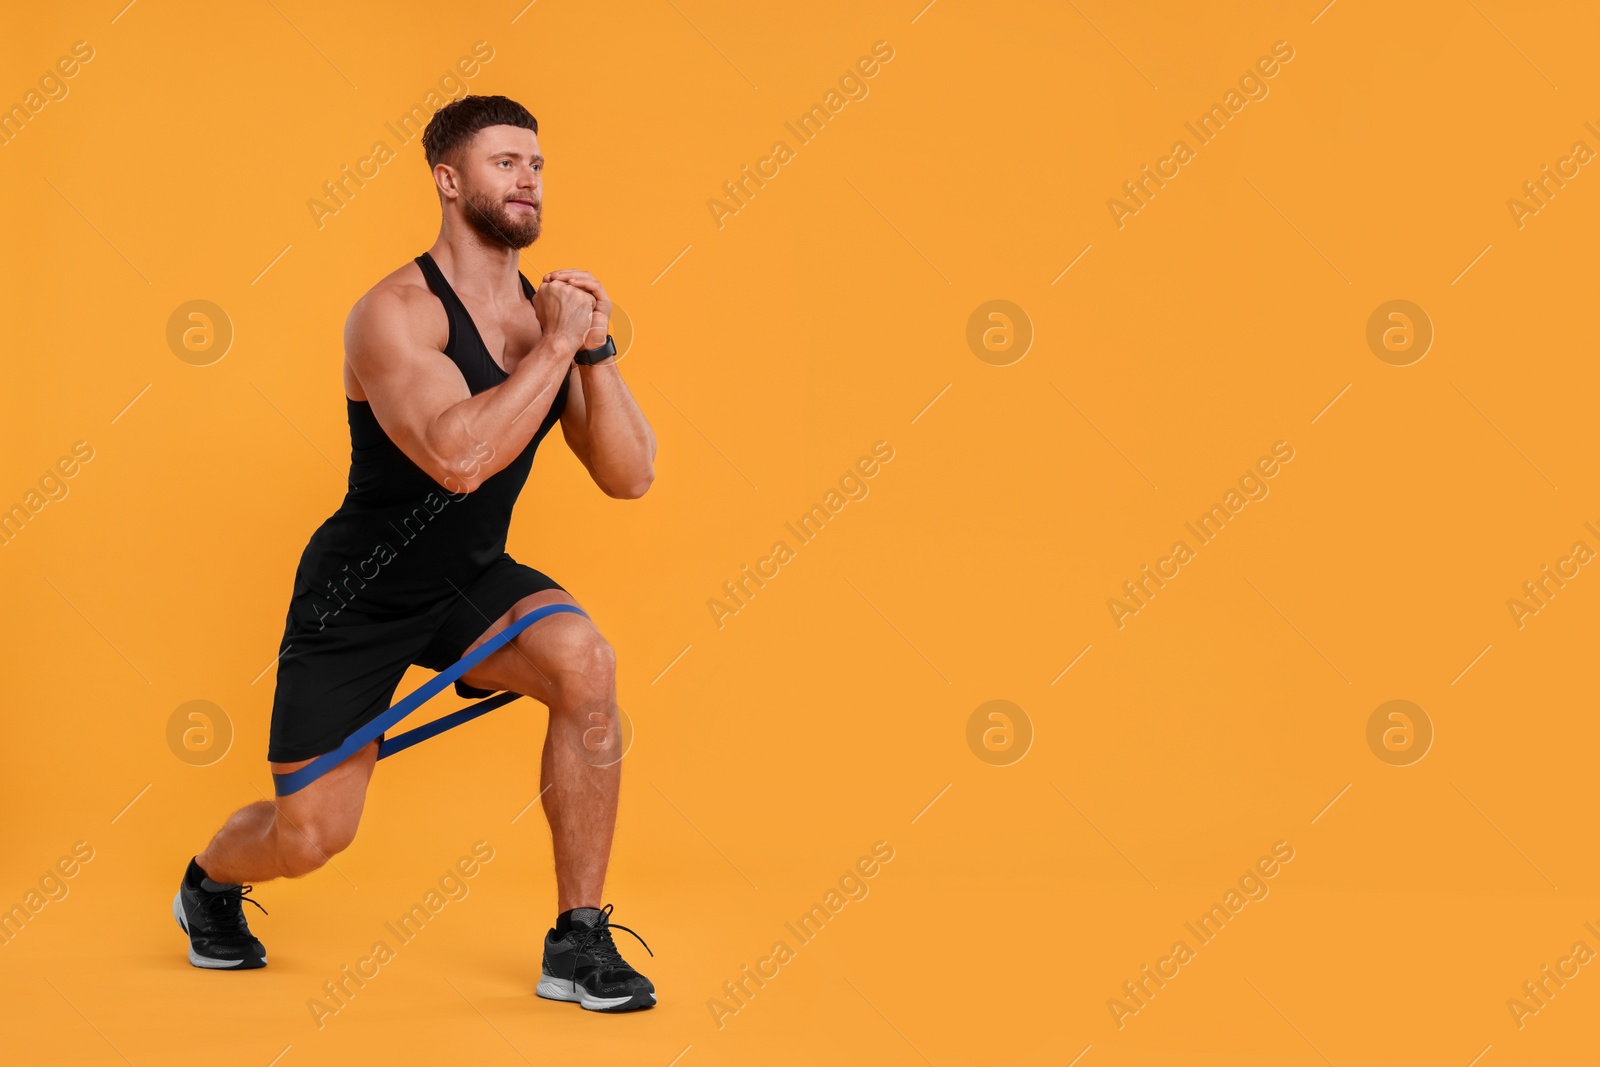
top-left (507, 198), bottom-right (538, 213)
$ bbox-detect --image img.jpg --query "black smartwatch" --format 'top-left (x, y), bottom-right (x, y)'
top-left (574, 334), bottom-right (617, 365)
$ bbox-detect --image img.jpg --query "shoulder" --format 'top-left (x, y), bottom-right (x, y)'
top-left (345, 261), bottom-right (447, 350)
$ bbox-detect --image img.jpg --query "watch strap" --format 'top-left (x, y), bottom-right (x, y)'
top-left (574, 334), bottom-right (617, 365)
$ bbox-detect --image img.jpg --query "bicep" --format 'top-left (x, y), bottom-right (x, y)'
top-left (346, 295), bottom-right (471, 484)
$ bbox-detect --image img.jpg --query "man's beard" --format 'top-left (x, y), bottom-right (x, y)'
top-left (461, 187), bottom-right (541, 249)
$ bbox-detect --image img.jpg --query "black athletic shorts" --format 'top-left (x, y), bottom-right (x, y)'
top-left (266, 553), bottom-right (564, 763)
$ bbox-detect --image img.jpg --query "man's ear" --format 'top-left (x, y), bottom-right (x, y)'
top-left (434, 162), bottom-right (459, 199)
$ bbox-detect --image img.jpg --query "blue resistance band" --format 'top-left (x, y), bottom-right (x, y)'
top-left (272, 602), bottom-right (589, 796)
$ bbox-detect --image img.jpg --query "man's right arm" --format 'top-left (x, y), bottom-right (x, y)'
top-left (345, 288), bottom-right (576, 493)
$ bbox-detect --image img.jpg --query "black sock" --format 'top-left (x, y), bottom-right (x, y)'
top-left (556, 906), bottom-right (603, 935)
top-left (184, 856), bottom-right (207, 889)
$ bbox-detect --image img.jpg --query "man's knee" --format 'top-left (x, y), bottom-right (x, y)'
top-left (276, 811), bottom-right (358, 876)
top-left (528, 618), bottom-right (616, 690)
top-left (579, 631), bottom-right (617, 677)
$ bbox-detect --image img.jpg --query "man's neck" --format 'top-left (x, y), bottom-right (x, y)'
top-left (428, 223), bottom-right (527, 304)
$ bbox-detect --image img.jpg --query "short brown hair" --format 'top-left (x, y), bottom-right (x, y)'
top-left (421, 94), bottom-right (538, 168)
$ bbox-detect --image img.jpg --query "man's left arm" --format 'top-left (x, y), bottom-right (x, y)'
top-left (546, 269), bottom-right (656, 498)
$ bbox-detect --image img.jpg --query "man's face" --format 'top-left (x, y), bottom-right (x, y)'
top-left (450, 124), bottom-right (543, 249)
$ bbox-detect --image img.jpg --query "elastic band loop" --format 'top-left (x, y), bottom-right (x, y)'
top-left (272, 603), bottom-right (587, 796)
top-left (376, 689), bottom-right (522, 760)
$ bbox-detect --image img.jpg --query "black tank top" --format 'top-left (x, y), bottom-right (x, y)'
top-left (293, 252), bottom-right (569, 620)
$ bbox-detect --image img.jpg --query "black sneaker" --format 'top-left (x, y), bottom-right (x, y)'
top-left (536, 904), bottom-right (656, 1012)
top-left (172, 857), bottom-right (268, 970)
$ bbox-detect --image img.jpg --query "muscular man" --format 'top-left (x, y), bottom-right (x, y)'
top-left (172, 95), bottom-right (660, 1013)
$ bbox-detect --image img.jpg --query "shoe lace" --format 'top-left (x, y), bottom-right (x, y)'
top-left (572, 903), bottom-right (653, 969)
top-left (202, 883), bottom-right (267, 931)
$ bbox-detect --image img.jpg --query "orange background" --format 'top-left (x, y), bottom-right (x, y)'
top-left (3, 1), bottom-right (1598, 1064)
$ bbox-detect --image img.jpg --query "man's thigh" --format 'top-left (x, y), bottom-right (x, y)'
top-left (456, 589), bottom-right (605, 705)
top-left (270, 740), bottom-right (379, 836)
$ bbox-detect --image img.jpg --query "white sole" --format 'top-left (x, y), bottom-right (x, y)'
top-left (172, 889), bottom-right (264, 969)
top-left (536, 972), bottom-right (654, 1011)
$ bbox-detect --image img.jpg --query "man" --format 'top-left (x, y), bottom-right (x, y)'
top-left (172, 95), bottom-right (660, 1013)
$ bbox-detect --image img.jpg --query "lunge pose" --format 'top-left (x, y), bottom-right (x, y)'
top-left (173, 95), bottom-right (660, 1012)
